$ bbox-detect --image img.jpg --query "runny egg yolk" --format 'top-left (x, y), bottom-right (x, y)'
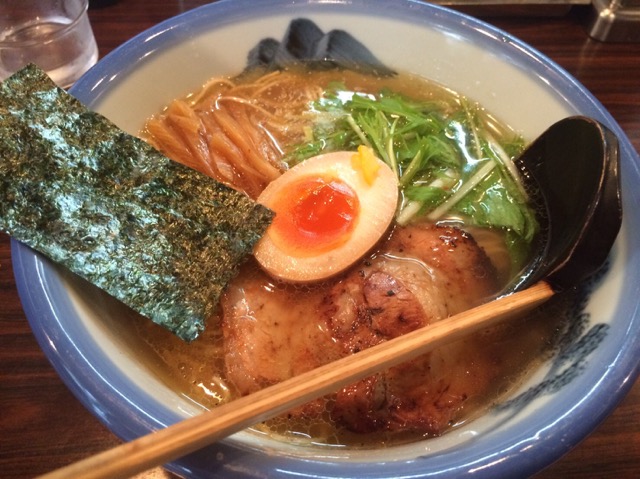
top-left (268, 176), bottom-right (360, 256)
top-left (254, 149), bottom-right (398, 283)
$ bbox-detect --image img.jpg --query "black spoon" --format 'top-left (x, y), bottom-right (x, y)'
top-left (39, 116), bottom-right (623, 479)
top-left (505, 115), bottom-right (622, 295)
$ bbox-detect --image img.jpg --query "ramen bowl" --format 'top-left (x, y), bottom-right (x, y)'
top-left (12, 0), bottom-right (640, 478)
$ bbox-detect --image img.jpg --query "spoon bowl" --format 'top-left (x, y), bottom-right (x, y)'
top-left (507, 116), bottom-right (622, 293)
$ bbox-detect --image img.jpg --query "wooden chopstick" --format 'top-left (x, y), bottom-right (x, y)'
top-left (39, 281), bottom-right (554, 479)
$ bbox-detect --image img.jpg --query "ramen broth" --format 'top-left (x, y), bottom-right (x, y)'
top-left (129, 67), bottom-right (562, 447)
top-left (127, 254), bottom-right (566, 448)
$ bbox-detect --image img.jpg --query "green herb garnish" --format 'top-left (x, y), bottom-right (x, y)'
top-left (286, 83), bottom-right (538, 271)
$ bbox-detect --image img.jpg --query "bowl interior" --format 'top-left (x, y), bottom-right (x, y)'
top-left (15, 1), bottom-right (640, 478)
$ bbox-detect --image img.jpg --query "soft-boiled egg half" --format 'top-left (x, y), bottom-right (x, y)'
top-left (254, 147), bottom-right (398, 282)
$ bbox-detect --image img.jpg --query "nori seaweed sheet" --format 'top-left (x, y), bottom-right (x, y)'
top-left (0, 65), bottom-right (274, 341)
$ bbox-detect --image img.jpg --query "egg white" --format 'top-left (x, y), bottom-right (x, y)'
top-left (254, 150), bottom-right (399, 282)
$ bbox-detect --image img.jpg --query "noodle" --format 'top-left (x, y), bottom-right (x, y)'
top-left (188, 76), bottom-right (237, 105)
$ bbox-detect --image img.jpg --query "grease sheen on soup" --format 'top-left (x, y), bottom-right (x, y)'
top-left (120, 67), bottom-right (567, 448)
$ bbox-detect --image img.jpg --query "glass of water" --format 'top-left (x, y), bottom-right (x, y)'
top-left (0, 0), bottom-right (98, 88)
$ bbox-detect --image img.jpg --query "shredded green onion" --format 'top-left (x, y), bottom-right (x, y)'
top-left (427, 160), bottom-right (497, 221)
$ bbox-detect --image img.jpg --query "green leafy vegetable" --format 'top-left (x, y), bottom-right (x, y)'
top-left (286, 83), bottom-right (538, 272)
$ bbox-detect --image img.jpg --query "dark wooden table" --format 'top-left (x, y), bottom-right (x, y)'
top-left (1, 1), bottom-right (638, 478)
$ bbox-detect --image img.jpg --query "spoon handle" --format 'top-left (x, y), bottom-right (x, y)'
top-left (39, 281), bottom-right (555, 479)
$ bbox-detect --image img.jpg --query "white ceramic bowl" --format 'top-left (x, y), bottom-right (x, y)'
top-left (12, 1), bottom-right (640, 478)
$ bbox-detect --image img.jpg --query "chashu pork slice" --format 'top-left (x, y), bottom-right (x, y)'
top-left (221, 223), bottom-right (502, 434)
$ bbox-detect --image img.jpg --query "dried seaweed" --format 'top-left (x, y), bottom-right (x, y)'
top-left (0, 65), bottom-right (274, 341)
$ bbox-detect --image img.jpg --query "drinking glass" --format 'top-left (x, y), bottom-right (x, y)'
top-left (0, 0), bottom-right (98, 88)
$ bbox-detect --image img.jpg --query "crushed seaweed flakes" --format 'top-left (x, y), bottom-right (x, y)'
top-left (0, 64), bottom-right (274, 341)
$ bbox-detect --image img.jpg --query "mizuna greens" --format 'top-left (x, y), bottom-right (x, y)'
top-left (286, 83), bottom-right (539, 271)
